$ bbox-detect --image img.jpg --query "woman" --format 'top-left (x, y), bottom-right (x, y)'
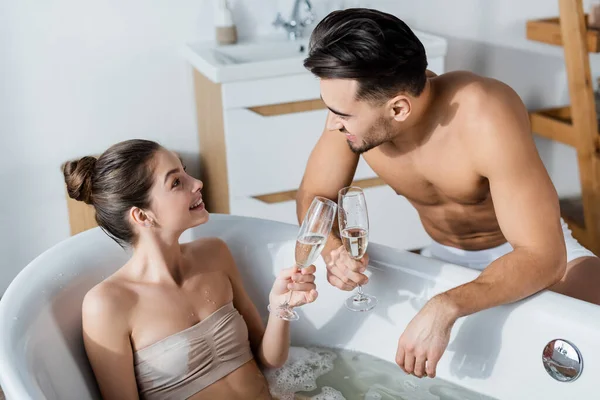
top-left (63, 139), bottom-right (317, 399)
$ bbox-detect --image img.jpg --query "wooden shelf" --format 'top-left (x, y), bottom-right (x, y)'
top-left (529, 106), bottom-right (578, 147)
top-left (559, 196), bottom-right (598, 251)
top-left (560, 196), bottom-right (585, 228)
top-left (526, 1), bottom-right (600, 257)
top-left (526, 17), bottom-right (600, 52)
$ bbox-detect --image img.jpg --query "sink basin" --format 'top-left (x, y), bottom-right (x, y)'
top-left (182, 36), bottom-right (311, 83)
top-left (182, 32), bottom-right (447, 84)
top-left (212, 40), bottom-right (309, 65)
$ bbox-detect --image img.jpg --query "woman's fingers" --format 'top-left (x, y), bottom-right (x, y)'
top-left (287, 282), bottom-right (317, 292)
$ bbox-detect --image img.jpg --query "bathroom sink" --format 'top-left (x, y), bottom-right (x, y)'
top-left (182, 31), bottom-right (448, 83)
top-left (182, 36), bottom-right (311, 83)
top-left (213, 39), bottom-right (309, 64)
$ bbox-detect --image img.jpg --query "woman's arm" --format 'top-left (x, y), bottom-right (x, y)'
top-left (262, 265), bottom-right (318, 367)
top-left (214, 238), bottom-right (317, 369)
top-left (82, 286), bottom-right (139, 399)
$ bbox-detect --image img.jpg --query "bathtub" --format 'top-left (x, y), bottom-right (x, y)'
top-left (0, 214), bottom-right (599, 399)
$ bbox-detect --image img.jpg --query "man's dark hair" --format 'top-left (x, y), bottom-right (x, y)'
top-left (304, 8), bottom-right (428, 103)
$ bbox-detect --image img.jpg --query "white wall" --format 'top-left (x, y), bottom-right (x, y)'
top-left (0, 0), bottom-right (596, 293)
top-left (0, 0), bottom-right (284, 294)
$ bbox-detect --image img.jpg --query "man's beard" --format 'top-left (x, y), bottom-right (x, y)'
top-left (346, 118), bottom-right (392, 154)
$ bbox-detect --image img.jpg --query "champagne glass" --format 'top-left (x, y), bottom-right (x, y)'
top-left (338, 186), bottom-right (377, 312)
top-left (269, 196), bottom-right (337, 321)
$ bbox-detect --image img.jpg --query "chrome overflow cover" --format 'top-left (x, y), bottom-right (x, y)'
top-left (542, 339), bottom-right (583, 382)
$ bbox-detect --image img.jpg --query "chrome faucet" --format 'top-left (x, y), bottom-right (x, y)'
top-left (273, 0), bottom-right (316, 40)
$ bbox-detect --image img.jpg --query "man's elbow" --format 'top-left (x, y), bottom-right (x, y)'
top-left (546, 246), bottom-right (567, 286)
top-left (295, 186), bottom-right (313, 223)
top-left (551, 260), bottom-right (567, 286)
top-left (295, 185), bottom-right (307, 207)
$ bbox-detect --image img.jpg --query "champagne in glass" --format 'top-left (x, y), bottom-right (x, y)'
top-left (338, 186), bottom-right (377, 312)
top-left (341, 227), bottom-right (368, 259)
top-left (295, 234), bottom-right (327, 268)
top-left (270, 196), bottom-right (337, 321)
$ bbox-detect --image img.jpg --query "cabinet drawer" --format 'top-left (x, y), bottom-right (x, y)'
top-left (223, 106), bottom-right (378, 198)
top-left (221, 73), bottom-right (321, 109)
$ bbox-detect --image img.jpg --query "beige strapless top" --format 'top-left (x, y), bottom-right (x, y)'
top-left (133, 302), bottom-right (254, 400)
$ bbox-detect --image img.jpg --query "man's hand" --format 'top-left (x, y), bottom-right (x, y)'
top-left (325, 245), bottom-right (369, 291)
top-left (395, 294), bottom-right (458, 378)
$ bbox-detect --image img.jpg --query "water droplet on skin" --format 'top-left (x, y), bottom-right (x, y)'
top-left (13, 317), bottom-right (18, 321)
top-left (59, 273), bottom-right (63, 277)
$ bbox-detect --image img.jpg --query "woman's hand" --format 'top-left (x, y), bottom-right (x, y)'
top-left (269, 265), bottom-right (318, 309)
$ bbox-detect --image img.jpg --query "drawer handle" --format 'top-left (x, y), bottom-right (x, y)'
top-left (252, 177), bottom-right (387, 204)
top-left (248, 99), bottom-right (326, 117)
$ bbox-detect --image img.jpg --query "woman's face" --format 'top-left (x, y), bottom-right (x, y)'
top-left (145, 149), bottom-right (208, 234)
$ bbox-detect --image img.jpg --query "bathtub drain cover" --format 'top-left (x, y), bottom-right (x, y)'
top-left (542, 339), bottom-right (583, 382)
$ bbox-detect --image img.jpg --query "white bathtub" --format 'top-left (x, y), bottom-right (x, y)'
top-left (0, 214), bottom-right (599, 399)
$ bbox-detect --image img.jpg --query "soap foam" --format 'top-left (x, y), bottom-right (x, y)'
top-left (265, 346), bottom-right (495, 400)
top-left (309, 386), bottom-right (346, 400)
top-left (264, 347), bottom-right (341, 400)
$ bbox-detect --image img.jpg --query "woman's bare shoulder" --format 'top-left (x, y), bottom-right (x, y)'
top-left (82, 274), bottom-right (136, 329)
top-left (183, 237), bottom-right (234, 266)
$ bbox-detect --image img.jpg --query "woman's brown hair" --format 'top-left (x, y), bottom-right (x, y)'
top-left (63, 139), bottom-right (161, 247)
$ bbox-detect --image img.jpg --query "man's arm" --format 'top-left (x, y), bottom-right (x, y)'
top-left (296, 112), bottom-right (359, 249)
top-left (296, 113), bottom-right (365, 289)
top-left (396, 80), bottom-right (567, 379)
top-left (442, 81), bottom-right (566, 317)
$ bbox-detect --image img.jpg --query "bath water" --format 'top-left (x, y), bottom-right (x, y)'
top-left (264, 347), bottom-right (497, 400)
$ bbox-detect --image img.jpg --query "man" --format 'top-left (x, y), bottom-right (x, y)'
top-left (296, 8), bottom-right (600, 379)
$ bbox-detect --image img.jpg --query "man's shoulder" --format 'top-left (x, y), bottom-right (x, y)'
top-left (435, 72), bottom-right (530, 155)
top-left (439, 71), bottom-right (519, 106)
top-left (437, 72), bottom-right (526, 132)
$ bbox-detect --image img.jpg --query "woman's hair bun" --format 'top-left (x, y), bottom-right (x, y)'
top-left (63, 156), bottom-right (97, 205)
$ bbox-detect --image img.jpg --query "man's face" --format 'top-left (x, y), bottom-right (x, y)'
top-left (320, 79), bottom-right (395, 154)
